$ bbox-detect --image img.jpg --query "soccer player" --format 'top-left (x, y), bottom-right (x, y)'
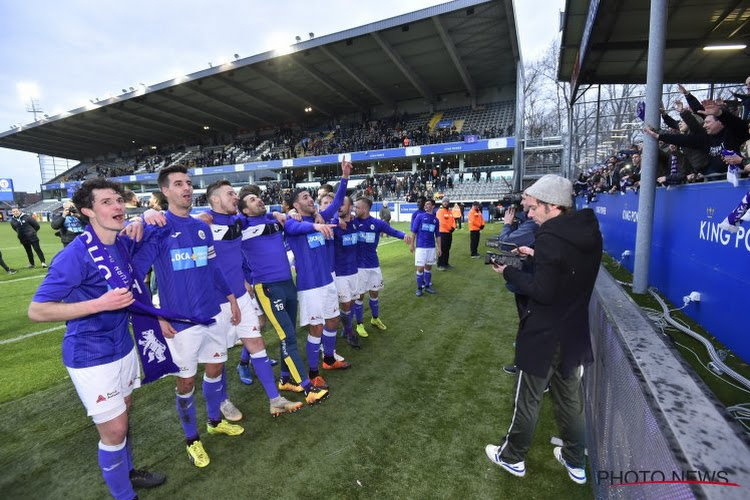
top-left (285, 162), bottom-right (352, 388)
top-left (29, 179), bottom-right (165, 500)
top-left (351, 196), bottom-right (414, 337)
top-left (410, 199), bottom-right (441, 296)
top-left (204, 180), bottom-right (303, 417)
top-left (237, 185), bottom-right (330, 406)
top-left (133, 165), bottom-right (244, 469)
top-left (333, 196), bottom-right (361, 348)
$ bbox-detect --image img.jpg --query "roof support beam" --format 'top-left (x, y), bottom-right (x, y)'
top-left (112, 103), bottom-right (207, 137)
top-left (432, 16), bottom-right (476, 100)
top-left (289, 55), bottom-right (369, 111)
top-left (318, 45), bottom-right (393, 106)
top-left (250, 67), bottom-right (334, 116)
top-left (2, 136), bottom-right (90, 159)
top-left (214, 75), bottom-right (300, 120)
top-left (157, 92), bottom-right (248, 129)
top-left (22, 127), bottom-right (124, 151)
top-left (66, 119), bottom-right (172, 145)
top-left (370, 32), bottom-right (434, 103)
top-left (186, 84), bottom-right (272, 124)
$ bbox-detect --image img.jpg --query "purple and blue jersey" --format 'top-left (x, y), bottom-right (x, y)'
top-left (133, 211), bottom-right (231, 332)
top-left (352, 216), bottom-right (405, 268)
top-left (208, 210), bottom-right (246, 299)
top-left (240, 214), bottom-right (292, 284)
top-left (33, 236), bottom-right (134, 369)
top-left (333, 220), bottom-right (359, 277)
top-left (284, 217), bottom-right (334, 291)
top-left (412, 212), bottom-right (440, 249)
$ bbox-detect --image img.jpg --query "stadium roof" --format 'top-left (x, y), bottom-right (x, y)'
top-left (559, 0), bottom-right (750, 97)
top-left (0, 0), bottom-right (520, 161)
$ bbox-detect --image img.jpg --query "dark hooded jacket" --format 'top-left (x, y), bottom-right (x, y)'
top-left (10, 212), bottom-right (41, 243)
top-left (502, 208), bottom-right (602, 378)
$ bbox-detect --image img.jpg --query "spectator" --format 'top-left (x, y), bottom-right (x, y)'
top-left (50, 202), bottom-right (85, 247)
top-left (10, 208), bottom-right (47, 268)
top-left (645, 99), bottom-right (750, 177)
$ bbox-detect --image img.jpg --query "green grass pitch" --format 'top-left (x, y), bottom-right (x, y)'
top-left (0, 220), bottom-right (592, 499)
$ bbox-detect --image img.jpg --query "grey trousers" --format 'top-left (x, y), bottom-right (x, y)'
top-left (498, 346), bottom-right (587, 468)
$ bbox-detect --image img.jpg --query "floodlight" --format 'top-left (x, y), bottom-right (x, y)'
top-left (295, 36), bottom-right (302, 42)
top-left (234, 54), bottom-right (240, 60)
top-left (309, 32), bottom-right (314, 39)
top-left (703, 44), bottom-right (746, 51)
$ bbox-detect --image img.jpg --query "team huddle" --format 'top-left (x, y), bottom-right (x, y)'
top-left (28, 161), bottom-right (437, 500)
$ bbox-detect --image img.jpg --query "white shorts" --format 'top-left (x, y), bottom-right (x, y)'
top-left (335, 273), bottom-right (359, 303)
top-left (415, 247), bottom-right (437, 267)
top-left (357, 267), bottom-right (384, 294)
top-left (298, 282), bottom-right (340, 326)
top-left (67, 347), bottom-right (141, 425)
top-left (223, 292), bottom-right (262, 346)
top-left (166, 311), bottom-right (229, 378)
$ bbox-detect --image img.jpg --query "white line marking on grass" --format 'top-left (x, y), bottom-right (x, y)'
top-left (0, 325), bottom-right (65, 345)
top-left (0, 275), bottom-right (45, 284)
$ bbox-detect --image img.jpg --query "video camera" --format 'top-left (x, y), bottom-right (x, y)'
top-left (483, 241), bottom-right (527, 270)
top-left (498, 193), bottom-right (523, 211)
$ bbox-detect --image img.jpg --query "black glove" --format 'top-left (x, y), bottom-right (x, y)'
top-left (450, 227), bottom-right (455, 233)
top-left (480, 225), bottom-right (485, 230)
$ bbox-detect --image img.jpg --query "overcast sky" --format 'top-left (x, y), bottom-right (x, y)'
top-left (0, 0), bottom-right (564, 193)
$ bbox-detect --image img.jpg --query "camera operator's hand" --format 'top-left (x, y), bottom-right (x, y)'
top-left (515, 246), bottom-right (535, 257)
top-left (503, 206), bottom-right (516, 225)
top-left (491, 263), bottom-right (506, 274)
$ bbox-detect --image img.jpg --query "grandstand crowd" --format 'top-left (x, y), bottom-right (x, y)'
top-left (53, 103), bottom-right (514, 185)
top-left (575, 82), bottom-right (750, 201)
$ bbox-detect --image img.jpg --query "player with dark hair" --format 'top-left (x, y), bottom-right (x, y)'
top-left (284, 161), bottom-right (352, 388)
top-left (332, 196), bottom-right (361, 348)
top-left (238, 185), bottom-right (330, 405)
top-left (410, 198), bottom-right (440, 296)
top-left (134, 165), bottom-right (244, 468)
top-left (202, 180), bottom-right (303, 417)
top-left (351, 196), bottom-right (413, 337)
top-left (29, 178), bottom-right (165, 499)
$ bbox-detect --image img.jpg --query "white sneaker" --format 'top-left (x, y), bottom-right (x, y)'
top-left (485, 445), bottom-right (526, 477)
top-left (220, 399), bottom-right (243, 422)
top-left (41, 262), bottom-right (47, 268)
top-left (554, 446), bottom-right (586, 484)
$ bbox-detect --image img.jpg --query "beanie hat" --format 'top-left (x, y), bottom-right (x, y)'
top-left (524, 174), bottom-right (573, 208)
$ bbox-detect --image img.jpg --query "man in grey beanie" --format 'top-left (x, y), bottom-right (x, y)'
top-left (484, 174), bottom-right (602, 485)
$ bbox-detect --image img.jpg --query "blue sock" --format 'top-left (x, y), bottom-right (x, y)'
top-left (369, 298), bottom-right (379, 318)
top-left (176, 389), bottom-right (198, 440)
top-left (306, 335), bottom-right (321, 371)
top-left (322, 328), bottom-right (337, 357)
top-left (98, 440), bottom-right (135, 500)
top-left (220, 365), bottom-right (228, 402)
top-left (353, 300), bottom-right (364, 324)
top-left (424, 270), bottom-right (432, 287)
top-left (203, 374), bottom-right (223, 424)
top-left (341, 309), bottom-right (353, 335)
top-left (240, 346), bottom-right (251, 364)
top-left (416, 272), bottom-right (424, 289)
top-left (250, 349), bottom-right (280, 400)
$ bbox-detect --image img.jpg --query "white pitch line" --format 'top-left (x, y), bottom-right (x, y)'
top-left (0, 275), bottom-right (45, 284)
top-left (0, 325), bottom-right (65, 345)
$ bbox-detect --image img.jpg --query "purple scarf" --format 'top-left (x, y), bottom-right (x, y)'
top-left (82, 227), bottom-right (212, 383)
top-left (728, 190), bottom-right (750, 226)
